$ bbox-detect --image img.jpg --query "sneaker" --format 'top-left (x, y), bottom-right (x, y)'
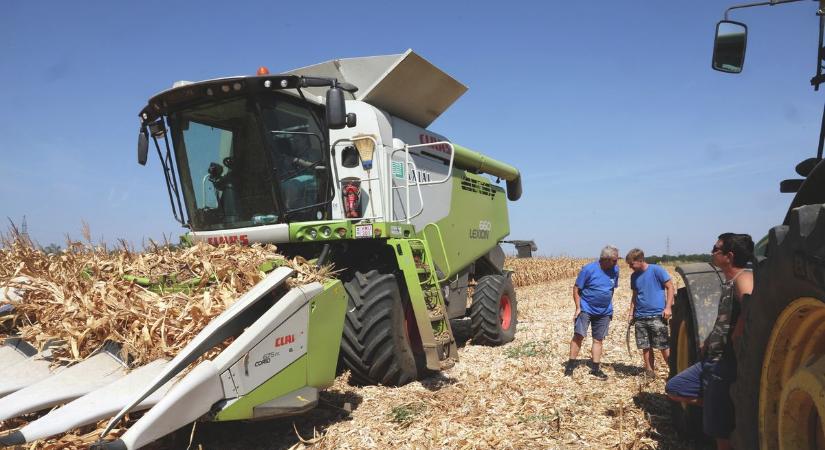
top-left (563, 363), bottom-right (575, 377)
top-left (590, 368), bottom-right (608, 380)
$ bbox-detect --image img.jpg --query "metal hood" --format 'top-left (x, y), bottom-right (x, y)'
top-left (286, 49), bottom-right (467, 128)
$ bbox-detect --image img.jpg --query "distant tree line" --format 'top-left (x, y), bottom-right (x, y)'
top-left (645, 253), bottom-right (711, 264)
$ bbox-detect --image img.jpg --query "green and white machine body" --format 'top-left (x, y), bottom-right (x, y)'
top-left (0, 50), bottom-right (523, 449)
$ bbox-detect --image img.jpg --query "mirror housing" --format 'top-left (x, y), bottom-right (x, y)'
top-left (326, 87), bottom-right (347, 129)
top-left (780, 179), bottom-right (804, 193)
top-left (137, 129), bottom-right (149, 166)
top-left (712, 20), bottom-right (748, 73)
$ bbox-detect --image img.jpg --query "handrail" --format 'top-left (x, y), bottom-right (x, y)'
top-left (389, 147), bottom-right (426, 223)
top-left (402, 142), bottom-right (455, 185)
top-left (328, 138), bottom-right (457, 224)
top-left (390, 141), bottom-right (456, 223)
top-left (423, 222), bottom-right (451, 283)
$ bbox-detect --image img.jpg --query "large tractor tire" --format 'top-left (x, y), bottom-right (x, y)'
top-left (470, 274), bottom-right (517, 346)
top-left (732, 204), bottom-right (825, 450)
top-left (339, 270), bottom-right (424, 386)
top-left (668, 287), bottom-right (704, 439)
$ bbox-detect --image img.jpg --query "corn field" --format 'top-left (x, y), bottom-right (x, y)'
top-left (0, 236), bottom-right (690, 449)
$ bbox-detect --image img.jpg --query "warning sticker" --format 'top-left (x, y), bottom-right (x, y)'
top-left (391, 161), bottom-right (405, 179)
top-left (355, 224), bottom-right (374, 238)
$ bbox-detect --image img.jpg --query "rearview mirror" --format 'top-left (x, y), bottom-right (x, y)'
top-left (138, 129), bottom-right (148, 166)
top-left (712, 21), bottom-right (748, 73)
top-left (326, 87), bottom-right (347, 129)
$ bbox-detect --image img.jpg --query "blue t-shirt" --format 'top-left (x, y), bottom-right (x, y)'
top-left (575, 261), bottom-right (619, 316)
top-left (630, 264), bottom-right (671, 317)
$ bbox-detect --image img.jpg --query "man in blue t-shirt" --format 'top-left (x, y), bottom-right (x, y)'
top-left (564, 245), bottom-right (620, 379)
top-left (626, 248), bottom-right (674, 379)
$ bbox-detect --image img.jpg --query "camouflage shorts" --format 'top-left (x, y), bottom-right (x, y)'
top-left (634, 316), bottom-right (669, 349)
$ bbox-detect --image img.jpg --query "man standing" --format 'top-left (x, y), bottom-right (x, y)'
top-left (626, 248), bottom-right (674, 379)
top-left (564, 245), bottom-right (620, 379)
top-left (665, 233), bottom-right (754, 450)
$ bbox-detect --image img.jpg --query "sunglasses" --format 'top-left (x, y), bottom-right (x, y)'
top-left (711, 246), bottom-right (725, 254)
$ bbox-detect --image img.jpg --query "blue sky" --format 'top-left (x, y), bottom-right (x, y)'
top-left (1, 1), bottom-right (821, 257)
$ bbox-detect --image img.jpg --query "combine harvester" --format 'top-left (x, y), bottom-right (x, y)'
top-left (0, 50), bottom-right (525, 448)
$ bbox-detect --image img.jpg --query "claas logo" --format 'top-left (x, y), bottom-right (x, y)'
top-left (419, 134), bottom-right (451, 154)
top-left (207, 234), bottom-right (249, 246)
top-left (274, 334), bottom-right (295, 347)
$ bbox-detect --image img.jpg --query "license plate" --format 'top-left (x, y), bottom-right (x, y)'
top-left (354, 224), bottom-right (373, 238)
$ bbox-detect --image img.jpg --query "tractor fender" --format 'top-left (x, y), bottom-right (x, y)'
top-left (675, 263), bottom-right (725, 350)
top-left (784, 158), bottom-right (825, 224)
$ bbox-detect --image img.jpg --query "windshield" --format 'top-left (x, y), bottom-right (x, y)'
top-left (168, 93), bottom-right (327, 231)
top-left (261, 96), bottom-right (326, 221)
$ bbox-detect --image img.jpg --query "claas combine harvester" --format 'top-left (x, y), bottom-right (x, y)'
top-left (0, 50), bottom-right (524, 449)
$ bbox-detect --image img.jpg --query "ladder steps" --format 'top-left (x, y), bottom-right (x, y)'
top-left (393, 238), bottom-right (458, 371)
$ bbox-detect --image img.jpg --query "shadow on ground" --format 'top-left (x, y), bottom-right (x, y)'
top-left (173, 389), bottom-right (364, 450)
top-left (633, 391), bottom-right (713, 450)
top-left (419, 372), bottom-right (458, 391)
top-left (604, 362), bottom-right (645, 377)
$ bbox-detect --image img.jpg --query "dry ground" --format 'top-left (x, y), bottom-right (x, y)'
top-left (188, 267), bottom-right (701, 450)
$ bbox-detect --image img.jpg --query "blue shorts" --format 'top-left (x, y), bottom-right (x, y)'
top-left (665, 357), bottom-right (736, 438)
top-left (574, 312), bottom-right (612, 341)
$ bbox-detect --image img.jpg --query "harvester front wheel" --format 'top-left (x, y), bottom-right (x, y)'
top-left (732, 204), bottom-right (825, 450)
top-left (470, 274), bottom-right (517, 346)
top-left (667, 287), bottom-right (703, 439)
top-left (340, 270), bottom-right (423, 386)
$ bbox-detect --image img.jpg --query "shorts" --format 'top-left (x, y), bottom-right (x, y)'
top-left (574, 312), bottom-right (612, 341)
top-left (634, 316), bottom-right (669, 349)
top-left (665, 357), bottom-right (737, 438)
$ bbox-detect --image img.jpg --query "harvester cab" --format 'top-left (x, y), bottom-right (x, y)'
top-left (668, 3), bottom-right (825, 448)
top-left (0, 50), bottom-right (524, 449)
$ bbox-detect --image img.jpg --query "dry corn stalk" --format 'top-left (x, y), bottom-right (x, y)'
top-left (0, 236), bottom-right (331, 366)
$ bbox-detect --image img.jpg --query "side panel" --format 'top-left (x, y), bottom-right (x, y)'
top-left (213, 280), bottom-right (347, 421)
top-left (422, 172), bottom-right (510, 279)
top-left (214, 357), bottom-right (308, 421)
top-left (306, 280), bottom-right (347, 388)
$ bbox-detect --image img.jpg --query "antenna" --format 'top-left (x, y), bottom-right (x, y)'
top-left (21, 215), bottom-right (30, 242)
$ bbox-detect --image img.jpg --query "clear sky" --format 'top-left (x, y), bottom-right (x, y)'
top-left (1, 1), bottom-right (822, 257)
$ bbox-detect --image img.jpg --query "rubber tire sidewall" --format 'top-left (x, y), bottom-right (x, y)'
top-left (668, 287), bottom-right (704, 440)
top-left (733, 204), bottom-right (825, 450)
top-left (470, 274), bottom-right (517, 346)
top-left (340, 269), bottom-right (421, 386)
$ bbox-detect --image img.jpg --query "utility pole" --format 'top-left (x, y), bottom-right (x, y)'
top-left (21, 215), bottom-right (30, 243)
top-left (666, 236), bottom-right (671, 256)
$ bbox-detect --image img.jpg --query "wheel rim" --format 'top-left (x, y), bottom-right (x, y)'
top-left (760, 297), bottom-right (825, 449)
top-left (676, 321), bottom-right (690, 413)
top-left (677, 321), bottom-right (690, 373)
top-left (778, 355), bottom-right (825, 450)
top-left (499, 294), bottom-right (512, 331)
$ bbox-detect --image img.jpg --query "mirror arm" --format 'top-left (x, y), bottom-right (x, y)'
top-left (724, 0), bottom-right (806, 20)
top-left (814, 12), bottom-right (825, 91)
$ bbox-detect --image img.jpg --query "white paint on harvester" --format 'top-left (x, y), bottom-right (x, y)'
top-left (13, 360), bottom-right (171, 444)
top-left (0, 350), bottom-right (126, 420)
